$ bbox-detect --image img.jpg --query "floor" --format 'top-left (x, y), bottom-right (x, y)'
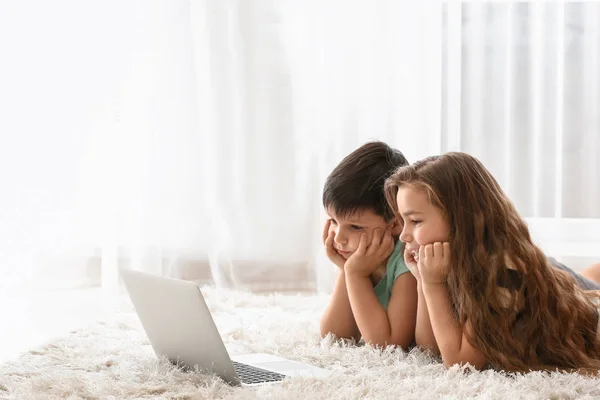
top-left (0, 283), bottom-right (311, 364)
top-left (0, 287), bottom-right (127, 363)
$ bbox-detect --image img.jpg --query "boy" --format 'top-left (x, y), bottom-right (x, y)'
top-left (320, 141), bottom-right (417, 348)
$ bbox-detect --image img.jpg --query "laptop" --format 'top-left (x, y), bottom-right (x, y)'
top-left (119, 268), bottom-right (331, 386)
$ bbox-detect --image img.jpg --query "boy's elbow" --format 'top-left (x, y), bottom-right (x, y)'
top-left (319, 326), bottom-right (333, 339)
top-left (322, 331), bottom-right (360, 342)
top-left (319, 319), bottom-right (330, 338)
top-left (319, 323), bottom-right (359, 341)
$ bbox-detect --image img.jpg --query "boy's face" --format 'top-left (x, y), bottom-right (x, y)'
top-left (325, 207), bottom-right (400, 259)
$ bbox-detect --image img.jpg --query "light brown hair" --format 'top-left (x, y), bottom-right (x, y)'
top-left (384, 152), bottom-right (600, 373)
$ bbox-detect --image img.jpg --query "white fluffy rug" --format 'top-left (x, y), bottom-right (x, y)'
top-left (2, 287), bottom-right (600, 400)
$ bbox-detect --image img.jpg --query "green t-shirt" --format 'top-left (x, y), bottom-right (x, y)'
top-left (373, 240), bottom-right (410, 309)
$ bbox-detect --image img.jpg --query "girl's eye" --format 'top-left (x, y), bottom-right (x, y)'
top-left (350, 225), bottom-right (363, 230)
top-left (411, 220), bottom-right (422, 225)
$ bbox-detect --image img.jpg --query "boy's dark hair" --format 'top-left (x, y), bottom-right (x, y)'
top-left (322, 141), bottom-right (409, 221)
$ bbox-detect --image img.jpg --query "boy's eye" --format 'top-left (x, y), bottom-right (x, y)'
top-left (350, 225), bottom-right (363, 230)
top-left (329, 218), bottom-right (338, 225)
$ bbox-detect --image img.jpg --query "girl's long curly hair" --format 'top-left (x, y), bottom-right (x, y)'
top-left (384, 152), bottom-right (600, 373)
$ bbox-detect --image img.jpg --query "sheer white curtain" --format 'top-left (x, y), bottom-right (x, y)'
top-left (1, 0), bottom-right (598, 294)
top-left (444, 2), bottom-right (600, 268)
top-left (445, 2), bottom-right (600, 218)
top-left (0, 0), bottom-right (442, 293)
top-left (192, 0), bottom-right (442, 291)
top-left (0, 0), bottom-right (210, 292)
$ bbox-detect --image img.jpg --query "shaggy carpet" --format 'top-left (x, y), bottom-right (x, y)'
top-left (1, 287), bottom-right (600, 400)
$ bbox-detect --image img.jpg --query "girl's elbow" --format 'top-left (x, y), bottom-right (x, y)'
top-left (442, 357), bottom-right (485, 370)
top-left (369, 335), bottom-right (413, 350)
top-left (416, 343), bottom-right (440, 356)
top-left (415, 337), bottom-right (440, 355)
top-left (442, 358), bottom-right (462, 369)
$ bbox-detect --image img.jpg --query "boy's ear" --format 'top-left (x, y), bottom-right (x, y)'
top-left (389, 218), bottom-right (402, 236)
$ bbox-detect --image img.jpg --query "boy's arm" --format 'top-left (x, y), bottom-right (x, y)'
top-left (320, 271), bottom-right (361, 341)
top-left (345, 271), bottom-right (417, 348)
top-left (422, 282), bottom-right (486, 368)
top-left (415, 282), bottom-right (439, 353)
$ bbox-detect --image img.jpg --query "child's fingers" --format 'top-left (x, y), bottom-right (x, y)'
top-left (425, 244), bottom-right (434, 260)
top-left (433, 242), bottom-right (443, 258)
top-left (356, 233), bottom-right (367, 255)
top-left (443, 242), bottom-right (451, 260)
top-left (403, 249), bottom-right (411, 264)
top-left (382, 228), bottom-right (394, 255)
top-left (324, 231), bottom-right (337, 259)
top-left (324, 228), bottom-right (335, 249)
top-left (322, 220), bottom-right (331, 243)
top-left (411, 256), bottom-right (421, 279)
top-left (404, 247), bottom-right (415, 265)
top-left (369, 228), bottom-right (381, 254)
top-left (418, 245), bottom-right (426, 268)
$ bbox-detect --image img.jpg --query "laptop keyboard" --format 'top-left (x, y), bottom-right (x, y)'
top-left (232, 361), bottom-right (287, 384)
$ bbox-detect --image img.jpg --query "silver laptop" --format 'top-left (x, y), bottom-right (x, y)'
top-left (119, 268), bottom-right (331, 386)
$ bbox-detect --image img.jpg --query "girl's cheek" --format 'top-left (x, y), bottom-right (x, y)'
top-left (413, 228), bottom-right (423, 245)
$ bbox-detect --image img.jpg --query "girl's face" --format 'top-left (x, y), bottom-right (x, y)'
top-left (396, 185), bottom-right (450, 263)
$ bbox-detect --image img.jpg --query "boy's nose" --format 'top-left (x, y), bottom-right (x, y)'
top-left (334, 229), bottom-right (347, 244)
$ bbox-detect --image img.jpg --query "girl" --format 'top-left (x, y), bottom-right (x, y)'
top-left (384, 152), bottom-right (600, 373)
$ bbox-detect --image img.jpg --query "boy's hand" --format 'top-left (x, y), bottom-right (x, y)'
top-left (404, 247), bottom-right (422, 281)
top-left (323, 220), bottom-right (346, 270)
top-left (419, 242), bottom-right (450, 285)
top-left (345, 228), bottom-right (394, 277)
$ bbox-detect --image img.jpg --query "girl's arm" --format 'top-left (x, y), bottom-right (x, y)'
top-left (415, 282), bottom-right (439, 353)
top-left (345, 271), bottom-right (417, 348)
top-left (422, 282), bottom-right (486, 368)
top-left (320, 271), bottom-right (361, 341)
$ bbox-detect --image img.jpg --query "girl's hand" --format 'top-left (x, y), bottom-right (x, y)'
top-left (419, 242), bottom-right (450, 285)
top-left (404, 247), bottom-right (422, 281)
top-left (323, 219), bottom-right (346, 270)
top-left (345, 228), bottom-right (394, 277)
